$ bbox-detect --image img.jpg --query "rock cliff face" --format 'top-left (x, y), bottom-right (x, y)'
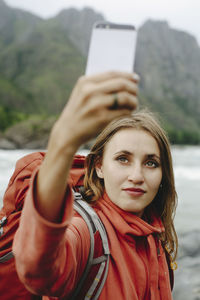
top-left (0, 0), bottom-right (41, 45)
top-left (135, 20), bottom-right (200, 132)
top-left (50, 7), bottom-right (104, 56)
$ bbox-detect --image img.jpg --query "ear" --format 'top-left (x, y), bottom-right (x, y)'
top-left (95, 163), bottom-right (104, 179)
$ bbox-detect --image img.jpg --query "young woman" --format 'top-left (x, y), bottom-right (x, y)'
top-left (13, 71), bottom-right (178, 299)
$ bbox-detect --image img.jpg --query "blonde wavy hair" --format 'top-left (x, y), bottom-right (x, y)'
top-left (83, 110), bottom-right (178, 260)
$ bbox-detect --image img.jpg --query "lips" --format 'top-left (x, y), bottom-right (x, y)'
top-left (123, 187), bottom-right (146, 196)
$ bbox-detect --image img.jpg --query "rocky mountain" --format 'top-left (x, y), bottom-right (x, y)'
top-left (135, 20), bottom-right (200, 142)
top-left (48, 7), bottom-right (104, 56)
top-left (0, 0), bottom-right (41, 46)
top-left (0, 0), bottom-right (200, 144)
top-left (0, 0), bottom-right (42, 118)
top-left (0, 0), bottom-right (86, 116)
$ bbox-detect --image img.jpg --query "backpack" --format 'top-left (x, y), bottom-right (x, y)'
top-left (0, 152), bottom-right (110, 300)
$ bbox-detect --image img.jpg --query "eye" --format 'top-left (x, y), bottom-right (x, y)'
top-left (116, 156), bottom-right (129, 164)
top-left (145, 160), bottom-right (160, 168)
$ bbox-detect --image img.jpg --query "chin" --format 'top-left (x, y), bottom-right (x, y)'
top-left (120, 203), bottom-right (144, 216)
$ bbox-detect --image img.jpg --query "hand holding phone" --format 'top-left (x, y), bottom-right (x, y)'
top-left (85, 21), bottom-right (137, 75)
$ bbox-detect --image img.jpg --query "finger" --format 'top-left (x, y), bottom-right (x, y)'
top-left (82, 78), bottom-right (138, 101)
top-left (79, 71), bottom-right (140, 84)
top-left (108, 92), bottom-right (138, 111)
top-left (100, 78), bottom-right (138, 95)
top-left (89, 92), bottom-right (138, 112)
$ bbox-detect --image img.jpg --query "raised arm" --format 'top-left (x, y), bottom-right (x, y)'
top-left (35, 71), bottom-right (139, 222)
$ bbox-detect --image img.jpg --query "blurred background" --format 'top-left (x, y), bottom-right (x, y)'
top-left (0, 0), bottom-right (200, 299)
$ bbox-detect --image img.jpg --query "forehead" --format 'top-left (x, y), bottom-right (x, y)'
top-left (104, 128), bottom-right (160, 155)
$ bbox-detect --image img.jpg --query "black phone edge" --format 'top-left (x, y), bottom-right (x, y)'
top-left (94, 21), bottom-right (136, 31)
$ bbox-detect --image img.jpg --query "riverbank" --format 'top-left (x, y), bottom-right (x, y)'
top-left (0, 115), bottom-right (56, 150)
top-left (1, 116), bottom-right (200, 150)
top-left (0, 116), bottom-right (95, 150)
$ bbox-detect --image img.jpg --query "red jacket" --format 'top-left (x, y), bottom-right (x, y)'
top-left (11, 152), bottom-right (172, 299)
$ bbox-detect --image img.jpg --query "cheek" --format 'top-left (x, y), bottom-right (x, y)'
top-left (104, 170), bottom-right (121, 185)
top-left (146, 169), bottom-right (162, 191)
top-left (151, 172), bottom-right (162, 191)
top-left (103, 164), bottom-right (126, 187)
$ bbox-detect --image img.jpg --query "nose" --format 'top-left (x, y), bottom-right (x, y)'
top-left (127, 163), bottom-right (144, 184)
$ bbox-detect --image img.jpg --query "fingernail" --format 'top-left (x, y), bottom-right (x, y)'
top-left (132, 73), bottom-right (140, 82)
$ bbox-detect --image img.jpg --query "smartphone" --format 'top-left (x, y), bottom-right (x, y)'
top-left (85, 21), bottom-right (137, 75)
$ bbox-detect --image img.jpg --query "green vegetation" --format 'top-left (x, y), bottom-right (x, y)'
top-left (0, 22), bottom-right (86, 114)
top-left (167, 127), bottom-right (200, 145)
top-left (0, 105), bottom-right (28, 131)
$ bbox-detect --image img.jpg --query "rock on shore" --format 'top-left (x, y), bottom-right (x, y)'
top-left (0, 116), bottom-right (57, 150)
top-left (0, 116), bottom-right (96, 150)
top-left (173, 230), bottom-right (200, 300)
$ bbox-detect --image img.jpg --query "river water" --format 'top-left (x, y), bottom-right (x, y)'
top-left (0, 146), bottom-right (200, 234)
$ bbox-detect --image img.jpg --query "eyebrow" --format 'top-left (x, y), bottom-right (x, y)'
top-left (114, 151), bottom-right (161, 160)
top-left (114, 150), bottom-right (132, 156)
top-left (147, 154), bottom-right (161, 161)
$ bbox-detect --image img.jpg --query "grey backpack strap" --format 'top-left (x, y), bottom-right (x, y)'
top-left (0, 251), bottom-right (14, 263)
top-left (72, 191), bottom-right (110, 300)
top-left (0, 215), bottom-right (14, 263)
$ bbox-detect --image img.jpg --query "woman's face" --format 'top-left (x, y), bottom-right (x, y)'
top-left (96, 128), bottom-right (162, 217)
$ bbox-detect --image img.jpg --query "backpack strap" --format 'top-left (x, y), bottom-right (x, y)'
top-left (0, 250), bottom-right (14, 263)
top-left (0, 215), bottom-right (14, 262)
top-left (72, 192), bottom-right (110, 300)
top-left (164, 247), bottom-right (175, 291)
top-left (0, 216), bottom-right (8, 237)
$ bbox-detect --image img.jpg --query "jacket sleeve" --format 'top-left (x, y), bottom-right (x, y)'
top-left (12, 156), bottom-right (90, 298)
